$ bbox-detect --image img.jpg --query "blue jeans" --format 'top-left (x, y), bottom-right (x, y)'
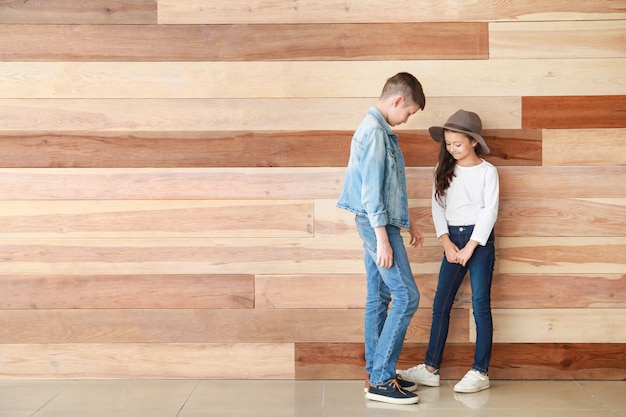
top-left (355, 215), bottom-right (420, 385)
top-left (424, 225), bottom-right (495, 374)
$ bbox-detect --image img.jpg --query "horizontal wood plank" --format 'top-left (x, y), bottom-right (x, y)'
top-left (1, 236), bottom-right (623, 277)
top-left (0, 200), bottom-right (314, 238)
top-left (498, 237), bottom-right (626, 274)
top-left (0, 129), bottom-right (539, 168)
top-left (0, 167), bottom-right (623, 200)
top-left (0, 343), bottom-right (294, 379)
top-left (492, 274), bottom-right (626, 309)
top-left (490, 21), bottom-right (626, 59)
top-left (321, 197), bottom-right (626, 238)
top-left (490, 309), bottom-right (626, 343)
top-left (158, 1), bottom-right (626, 24)
top-left (0, 0), bottom-right (156, 24)
top-left (296, 342), bottom-right (626, 380)
top-left (255, 274), bottom-right (458, 310)
top-left (543, 128), bottom-right (626, 166)
top-left (3, 59), bottom-right (625, 98)
top-left (523, 95), bottom-right (626, 129)
top-left (0, 236), bottom-right (441, 275)
top-left (0, 274), bottom-right (254, 309)
top-left (0, 23), bottom-right (487, 61)
top-left (496, 198), bottom-right (626, 237)
top-left (0, 308), bottom-right (469, 344)
top-left (0, 97), bottom-right (521, 131)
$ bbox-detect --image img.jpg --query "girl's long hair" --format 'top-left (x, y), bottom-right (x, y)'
top-left (434, 131), bottom-right (480, 207)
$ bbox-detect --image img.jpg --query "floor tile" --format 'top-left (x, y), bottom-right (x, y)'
top-left (577, 380), bottom-right (626, 410)
top-left (0, 379), bottom-right (623, 417)
top-left (180, 380), bottom-right (323, 417)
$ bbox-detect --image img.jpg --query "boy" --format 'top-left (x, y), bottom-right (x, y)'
top-left (336, 72), bottom-right (426, 405)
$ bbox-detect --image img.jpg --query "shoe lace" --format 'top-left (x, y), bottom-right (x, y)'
top-left (390, 378), bottom-right (406, 394)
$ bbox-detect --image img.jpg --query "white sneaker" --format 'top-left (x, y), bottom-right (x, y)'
top-left (454, 369), bottom-right (490, 393)
top-left (396, 364), bottom-right (440, 387)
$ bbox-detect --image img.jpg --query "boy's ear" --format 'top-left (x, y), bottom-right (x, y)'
top-left (392, 95), bottom-right (405, 107)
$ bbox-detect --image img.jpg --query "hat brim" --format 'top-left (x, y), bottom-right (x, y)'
top-left (429, 126), bottom-right (490, 155)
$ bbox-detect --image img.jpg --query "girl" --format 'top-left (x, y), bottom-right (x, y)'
top-left (398, 109), bottom-right (499, 393)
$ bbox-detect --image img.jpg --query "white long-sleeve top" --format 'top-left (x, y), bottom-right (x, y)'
top-left (432, 160), bottom-right (499, 246)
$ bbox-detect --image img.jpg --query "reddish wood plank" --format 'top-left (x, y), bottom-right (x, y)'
top-left (0, 130), bottom-right (540, 168)
top-left (0, 0), bottom-right (156, 24)
top-left (0, 274), bottom-right (254, 309)
top-left (523, 95), bottom-right (626, 128)
top-left (296, 342), bottom-right (626, 380)
top-left (0, 23), bottom-right (488, 61)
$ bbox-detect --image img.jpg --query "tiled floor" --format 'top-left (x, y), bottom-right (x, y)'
top-left (0, 379), bottom-right (624, 417)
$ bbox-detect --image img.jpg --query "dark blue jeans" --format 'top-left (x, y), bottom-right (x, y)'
top-left (424, 225), bottom-right (495, 373)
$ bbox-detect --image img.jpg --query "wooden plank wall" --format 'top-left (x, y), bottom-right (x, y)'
top-left (0, 1), bottom-right (624, 380)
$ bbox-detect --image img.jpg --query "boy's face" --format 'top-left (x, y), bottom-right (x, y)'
top-left (388, 96), bottom-right (421, 127)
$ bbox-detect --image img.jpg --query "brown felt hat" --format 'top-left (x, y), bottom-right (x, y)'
top-left (429, 109), bottom-right (490, 155)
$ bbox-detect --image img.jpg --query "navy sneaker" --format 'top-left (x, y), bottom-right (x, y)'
top-left (365, 379), bottom-right (419, 405)
top-left (364, 375), bottom-right (417, 393)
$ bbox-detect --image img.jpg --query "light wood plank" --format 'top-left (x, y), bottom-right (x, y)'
top-left (489, 309), bottom-right (626, 343)
top-left (0, 308), bottom-right (468, 344)
top-left (0, 200), bottom-right (313, 238)
top-left (0, 274), bottom-right (254, 309)
top-left (0, 97), bottom-right (521, 131)
top-left (0, 167), bottom-right (622, 201)
top-left (497, 167), bottom-right (626, 199)
top-left (0, 0), bottom-right (156, 24)
top-left (490, 20), bottom-right (626, 59)
top-left (498, 237), bottom-right (626, 274)
top-left (0, 236), bottom-right (443, 275)
top-left (0, 23), bottom-right (487, 61)
top-left (497, 198), bottom-right (626, 237)
top-left (255, 273), bottom-right (456, 309)
top-left (0, 343), bottom-right (294, 379)
top-left (3, 59), bottom-right (625, 98)
top-left (543, 128), bottom-right (626, 166)
top-left (492, 274), bottom-right (626, 309)
top-left (158, 1), bottom-right (626, 24)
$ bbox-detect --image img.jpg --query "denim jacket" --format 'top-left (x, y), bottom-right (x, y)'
top-left (337, 107), bottom-right (410, 229)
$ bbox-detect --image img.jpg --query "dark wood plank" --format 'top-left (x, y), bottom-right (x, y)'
top-left (0, 0), bottom-right (156, 24)
top-left (0, 274), bottom-right (254, 309)
top-left (523, 95), bottom-right (626, 128)
top-left (295, 342), bottom-right (626, 380)
top-left (0, 23), bottom-right (488, 61)
top-left (0, 130), bottom-right (540, 168)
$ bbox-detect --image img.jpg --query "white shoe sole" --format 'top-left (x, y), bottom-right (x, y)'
top-left (365, 392), bottom-right (419, 405)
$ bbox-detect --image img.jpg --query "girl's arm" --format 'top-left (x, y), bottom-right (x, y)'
top-left (374, 226), bottom-right (393, 268)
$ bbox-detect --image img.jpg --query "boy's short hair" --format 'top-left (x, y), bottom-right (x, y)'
top-left (380, 72), bottom-right (426, 110)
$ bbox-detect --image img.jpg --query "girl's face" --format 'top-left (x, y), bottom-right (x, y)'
top-left (444, 130), bottom-right (480, 165)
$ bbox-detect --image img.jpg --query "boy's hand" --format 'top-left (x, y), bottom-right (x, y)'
top-left (374, 226), bottom-right (393, 268)
top-left (377, 240), bottom-right (394, 268)
top-left (408, 222), bottom-right (424, 247)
